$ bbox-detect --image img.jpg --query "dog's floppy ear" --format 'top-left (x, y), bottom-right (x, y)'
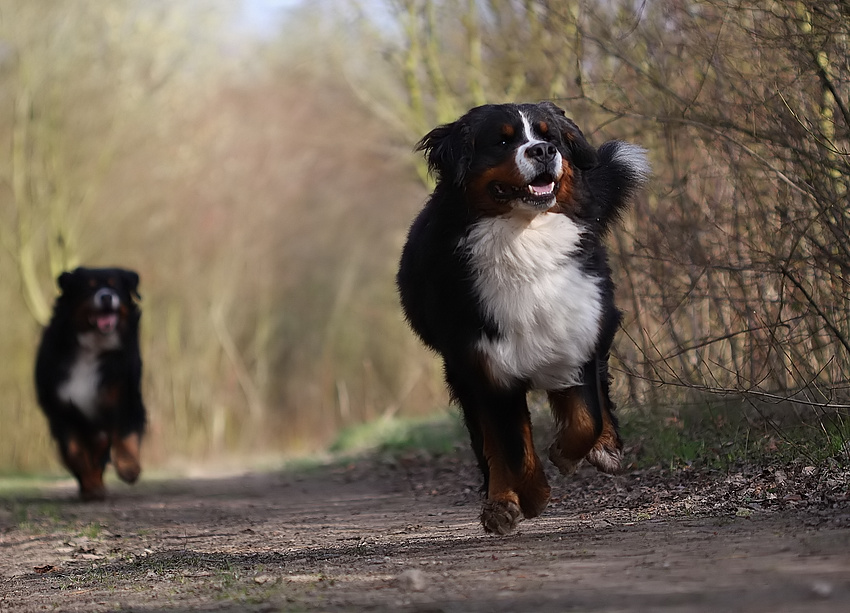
top-left (58, 272), bottom-right (73, 291)
top-left (122, 270), bottom-right (141, 300)
top-left (57, 268), bottom-right (81, 292)
top-left (415, 119), bottom-right (471, 186)
top-left (539, 101), bottom-right (598, 170)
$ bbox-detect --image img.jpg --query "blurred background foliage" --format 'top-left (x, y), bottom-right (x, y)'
top-left (1, 0), bottom-right (848, 474)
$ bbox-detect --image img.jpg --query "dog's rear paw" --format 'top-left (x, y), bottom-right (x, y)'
top-left (115, 460), bottom-right (141, 484)
top-left (548, 440), bottom-right (581, 476)
top-left (481, 499), bottom-right (522, 535)
top-left (586, 444), bottom-right (623, 474)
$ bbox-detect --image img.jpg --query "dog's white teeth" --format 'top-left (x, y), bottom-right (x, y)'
top-left (528, 182), bottom-right (555, 196)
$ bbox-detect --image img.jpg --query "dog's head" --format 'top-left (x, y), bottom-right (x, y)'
top-left (416, 101), bottom-right (599, 215)
top-left (55, 267), bottom-right (141, 341)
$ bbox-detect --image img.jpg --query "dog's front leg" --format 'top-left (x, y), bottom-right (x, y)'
top-left (479, 405), bottom-right (550, 534)
top-left (61, 431), bottom-right (109, 501)
top-left (111, 430), bottom-right (142, 484)
top-left (463, 377), bottom-right (550, 535)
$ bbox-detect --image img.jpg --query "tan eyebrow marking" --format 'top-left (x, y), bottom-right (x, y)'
top-left (538, 121), bottom-right (549, 134)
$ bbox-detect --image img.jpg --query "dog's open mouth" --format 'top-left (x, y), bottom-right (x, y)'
top-left (490, 173), bottom-right (559, 207)
top-left (92, 313), bottom-right (119, 334)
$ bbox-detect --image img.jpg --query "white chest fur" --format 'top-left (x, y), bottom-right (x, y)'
top-left (57, 331), bottom-right (121, 420)
top-left (462, 212), bottom-right (603, 390)
top-left (58, 348), bottom-right (102, 419)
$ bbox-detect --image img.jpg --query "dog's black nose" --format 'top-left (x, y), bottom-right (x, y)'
top-left (526, 142), bottom-right (557, 163)
top-left (94, 288), bottom-right (120, 310)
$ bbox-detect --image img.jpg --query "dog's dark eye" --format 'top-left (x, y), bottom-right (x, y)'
top-left (482, 137), bottom-right (509, 150)
top-left (495, 123), bottom-right (515, 148)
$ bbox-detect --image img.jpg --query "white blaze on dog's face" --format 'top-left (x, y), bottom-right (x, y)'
top-left (74, 285), bottom-right (124, 351)
top-left (57, 269), bottom-right (139, 352)
top-left (416, 102), bottom-right (606, 218)
top-left (456, 105), bottom-right (572, 217)
top-left (511, 112), bottom-right (562, 205)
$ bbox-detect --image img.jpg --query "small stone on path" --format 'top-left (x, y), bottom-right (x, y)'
top-left (394, 568), bottom-right (427, 592)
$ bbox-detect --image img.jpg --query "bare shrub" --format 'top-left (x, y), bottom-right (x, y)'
top-left (362, 1), bottom-right (849, 450)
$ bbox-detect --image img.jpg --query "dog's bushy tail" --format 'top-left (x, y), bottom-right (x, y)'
top-left (586, 141), bottom-right (651, 234)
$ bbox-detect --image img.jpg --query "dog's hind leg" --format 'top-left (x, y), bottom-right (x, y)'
top-left (584, 354), bottom-right (623, 473)
top-left (585, 396), bottom-right (623, 474)
top-left (548, 356), bottom-right (623, 475)
top-left (547, 386), bottom-right (601, 475)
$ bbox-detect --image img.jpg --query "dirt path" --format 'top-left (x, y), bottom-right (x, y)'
top-left (1, 454), bottom-right (849, 612)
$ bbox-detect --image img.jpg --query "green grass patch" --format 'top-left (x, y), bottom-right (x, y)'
top-left (621, 401), bottom-right (850, 470)
top-left (4, 499), bottom-right (65, 533)
top-left (761, 416), bottom-right (850, 464)
top-left (0, 473), bottom-right (70, 496)
top-left (329, 401), bottom-right (849, 471)
top-left (79, 521), bottom-right (103, 539)
top-left (329, 411), bottom-right (465, 456)
top-left (1, 498), bottom-right (108, 536)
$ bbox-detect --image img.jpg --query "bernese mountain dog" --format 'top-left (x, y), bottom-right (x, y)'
top-left (397, 101), bottom-right (649, 534)
top-left (35, 267), bottom-right (146, 501)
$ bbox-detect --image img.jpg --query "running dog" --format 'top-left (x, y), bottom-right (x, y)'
top-left (35, 267), bottom-right (146, 501)
top-left (397, 102), bottom-right (649, 534)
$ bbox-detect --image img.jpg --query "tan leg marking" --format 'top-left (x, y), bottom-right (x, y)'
top-left (586, 399), bottom-right (623, 474)
top-left (480, 418), bottom-right (550, 535)
top-left (63, 435), bottom-right (106, 501)
top-left (112, 431), bottom-right (142, 484)
top-left (548, 388), bottom-right (600, 475)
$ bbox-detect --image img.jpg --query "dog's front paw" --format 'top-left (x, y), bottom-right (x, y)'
top-left (481, 499), bottom-right (522, 535)
top-left (79, 484), bottom-right (107, 502)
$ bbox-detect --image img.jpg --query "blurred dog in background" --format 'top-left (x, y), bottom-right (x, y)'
top-left (35, 267), bottom-right (146, 501)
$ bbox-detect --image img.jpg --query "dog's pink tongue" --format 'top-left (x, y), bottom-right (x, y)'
top-left (529, 182), bottom-right (555, 196)
top-left (96, 314), bottom-right (118, 333)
